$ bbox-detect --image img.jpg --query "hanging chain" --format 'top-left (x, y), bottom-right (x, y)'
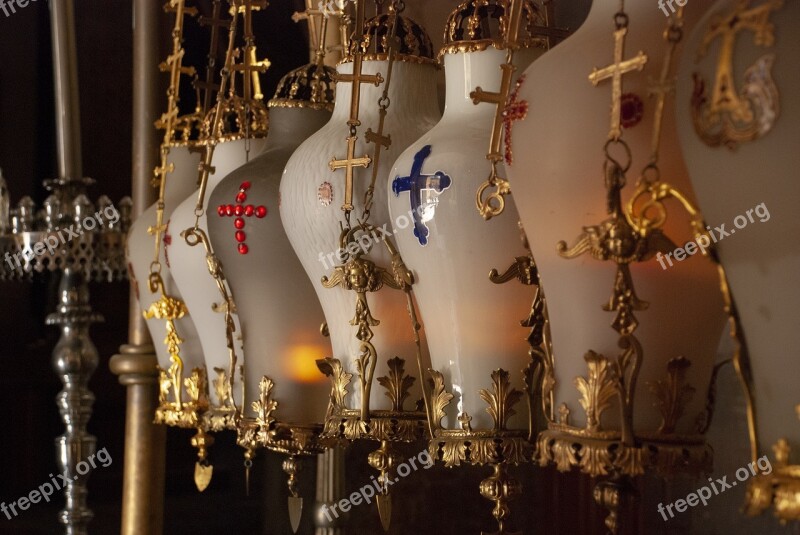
top-left (148, 0), bottom-right (197, 275)
top-left (359, 0), bottom-right (403, 225)
top-left (472, 0), bottom-right (525, 220)
top-left (624, 7), bottom-right (685, 235)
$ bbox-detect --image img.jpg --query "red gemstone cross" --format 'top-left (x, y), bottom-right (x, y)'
top-left (216, 181), bottom-right (267, 254)
top-left (502, 74), bottom-right (529, 167)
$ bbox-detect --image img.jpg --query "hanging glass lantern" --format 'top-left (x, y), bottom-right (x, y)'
top-left (675, 0), bottom-right (800, 522)
top-left (166, 0), bottom-right (269, 436)
top-left (386, 1), bottom-right (554, 532)
top-left (505, 3), bottom-right (728, 532)
top-left (207, 18), bottom-right (340, 531)
top-left (280, 1), bottom-right (440, 528)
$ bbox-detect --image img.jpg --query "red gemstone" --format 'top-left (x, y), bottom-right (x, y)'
top-left (217, 205), bottom-right (226, 216)
top-left (240, 181), bottom-right (251, 190)
top-left (255, 206), bottom-right (267, 218)
top-left (236, 192), bottom-right (247, 203)
top-left (235, 230), bottom-right (246, 243)
top-left (234, 205), bottom-right (244, 216)
top-left (225, 204), bottom-right (234, 216)
top-left (234, 217), bottom-right (245, 229)
top-left (244, 205), bottom-right (254, 217)
top-left (238, 243), bottom-right (249, 255)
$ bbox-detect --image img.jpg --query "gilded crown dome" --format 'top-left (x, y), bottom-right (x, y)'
top-left (268, 63), bottom-right (337, 112)
top-left (342, 12), bottom-right (437, 65)
top-left (200, 95), bottom-right (269, 143)
top-left (441, 0), bottom-right (546, 57)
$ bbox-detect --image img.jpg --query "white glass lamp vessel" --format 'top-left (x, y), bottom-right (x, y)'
top-left (280, 14), bottom-right (440, 424)
top-left (207, 63), bottom-right (336, 434)
top-left (505, 0), bottom-right (727, 481)
top-left (675, 0), bottom-right (800, 520)
top-left (127, 145), bottom-right (204, 380)
top-left (387, 0), bottom-right (546, 444)
top-left (167, 112), bottom-right (268, 413)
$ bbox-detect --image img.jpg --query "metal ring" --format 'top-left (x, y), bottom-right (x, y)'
top-left (603, 138), bottom-right (632, 172)
top-left (614, 12), bottom-right (629, 30)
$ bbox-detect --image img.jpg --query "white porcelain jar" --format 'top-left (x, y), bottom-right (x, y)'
top-left (386, 0), bottom-right (545, 431)
top-left (676, 0), bottom-right (800, 460)
top-left (206, 63), bottom-right (336, 424)
top-left (127, 145), bottom-right (204, 373)
top-left (280, 15), bottom-right (441, 413)
top-left (505, 1), bottom-right (726, 436)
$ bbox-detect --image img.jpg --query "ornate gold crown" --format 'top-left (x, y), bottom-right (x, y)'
top-left (341, 13), bottom-right (437, 65)
top-left (267, 63), bottom-right (337, 112)
top-left (200, 96), bottom-right (269, 144)
top-left (440, 0), bottom-right (546, 57)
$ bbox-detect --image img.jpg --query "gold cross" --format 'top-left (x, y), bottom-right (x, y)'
top-left (589, 25), bottom-right (648, 140)
top-left (335, 0), bottom-right (383, 129)
top-left (197, 0), bottom-right (230, 111)
top-left (163, 0), bottom-right (198, 17)
top-left (229, 1), bottom-right (270, 101)
top-left (471, 63), bottom-right (516, 164)
top-left (292, 2), bottom-right (326, 53)
top-left (469, 0), bottom-right (524, 163)
top-left (365, 127), bottom-right (391, 150)
top-left (335, 53), bottom-right (384, 129)
top-left (647, 8), bottom-right (683, 162)
top-left (698, 0), bottom-right (782, 123)
top-left (329, 136), bottom-right (372, 212)
top-left (159, 52), bottom-right (196, 76)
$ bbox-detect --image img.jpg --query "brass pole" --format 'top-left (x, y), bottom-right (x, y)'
top-left (314, 447), bottom-right (346, 535)
top-left (110, 346), bottom-right (165, 535)
top-left (109, 0), bottom-right (165, 534)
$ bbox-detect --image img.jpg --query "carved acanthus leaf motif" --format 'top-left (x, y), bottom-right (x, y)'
top-left (575, 351), bottom-right (617, 432)
top-left (252, 376), bottom-right (278, 429)
top-left (212, 367), bottom-right (233, 408)
top-left (550, 439), bottom-right (579, 473)
top-left (578, 442), bottom-right (611, 477)
top-left (316, 357), bottom-right (352, 410)
top-left (428, 370), bottom-right (454, 431)
top-left (184, 367), bottom-right (208, 408)
top-left (441, 440), bottom-right (468, 468)
top-left (649, 356), bottom-right (696, 435)
top-left (377, 357), bottom-right (415, 411)
top-left (479, 369), bottom-right (523, 431)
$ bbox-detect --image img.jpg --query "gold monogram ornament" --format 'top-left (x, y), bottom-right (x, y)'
top-left (691, 0), bottom-right (783, 149)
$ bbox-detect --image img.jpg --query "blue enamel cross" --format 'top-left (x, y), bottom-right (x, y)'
top-left (392, 145), bottom-right (451, 246)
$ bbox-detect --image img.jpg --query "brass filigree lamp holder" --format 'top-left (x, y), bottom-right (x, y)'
top-left (223, 8), bottom-right (342, 532)
top-left (316, 226), bottom-right (429, 532)
top-left (235, 376), bottom-right (331, 532)
top-left (745, 422), bottom-right (800, 522)
top-left (425, 228), bottom-right (547, 535)
top-left (146, 0), bottom-right (236, 492)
